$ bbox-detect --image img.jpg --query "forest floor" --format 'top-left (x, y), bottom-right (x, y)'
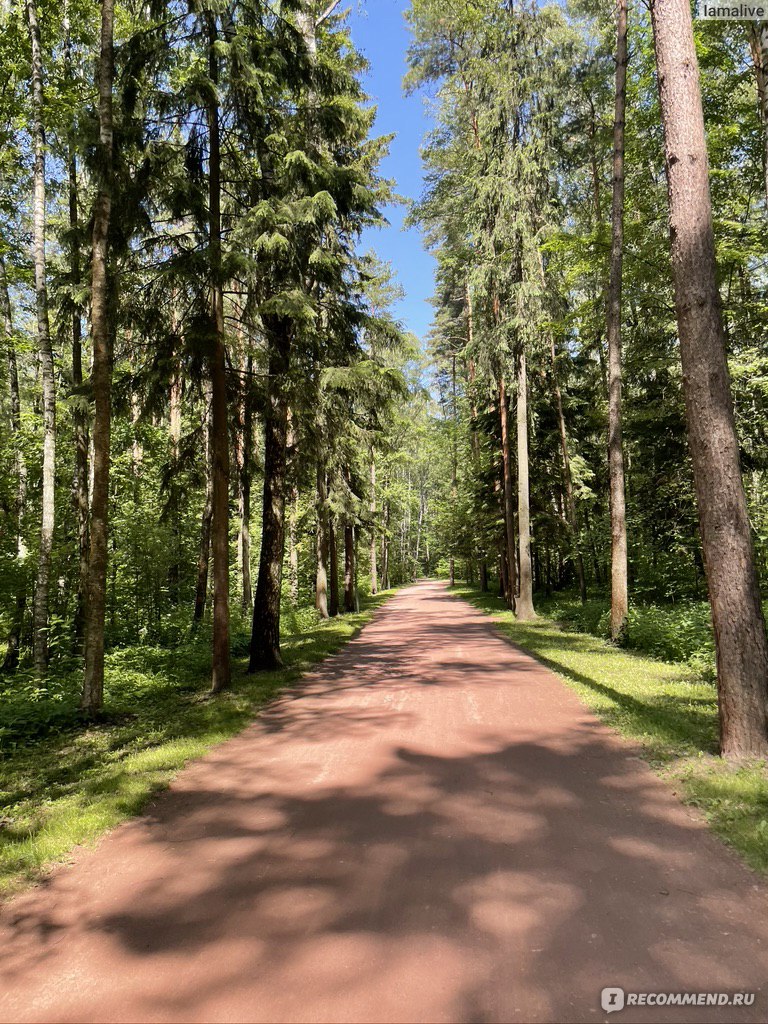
top-left (0, 580), bottom-right (766, 1024)
top-left (0, 591), bottom-right (396, 900)
top-left (455, 586), bottom-right (768, 874)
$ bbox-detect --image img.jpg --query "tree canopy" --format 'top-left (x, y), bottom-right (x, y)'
top-left (2, 0), bottom-right (768, 759)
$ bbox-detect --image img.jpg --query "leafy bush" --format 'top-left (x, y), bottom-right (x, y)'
top-left (542, 593), bottom-right (717, 676)
top-left (0, 670), bottom-right (81, 746)
top-left (433, 558), bottom-right (452, 580)
top-left (282, 604), bottom-right (322, 635)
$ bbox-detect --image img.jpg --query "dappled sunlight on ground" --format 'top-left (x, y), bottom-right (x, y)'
top-left (0, 582), bottom-right (766, 1023)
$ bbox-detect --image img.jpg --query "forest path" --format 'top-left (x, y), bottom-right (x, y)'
top-left (1, 580), bottom-right (767, 1024)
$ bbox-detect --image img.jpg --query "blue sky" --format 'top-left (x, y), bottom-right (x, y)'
top-left (347, 0), bottom-right (436, 342)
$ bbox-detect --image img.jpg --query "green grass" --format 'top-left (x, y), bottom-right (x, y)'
top-left (452, 586), bottom-right (768, 874)
top-left (0, 591), bottom-right (395, 899)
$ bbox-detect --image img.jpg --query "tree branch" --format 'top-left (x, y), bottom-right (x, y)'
top-left (315, 0), bottom-right (342, 27)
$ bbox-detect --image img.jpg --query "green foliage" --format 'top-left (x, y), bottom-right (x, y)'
top-left (542, 593), bottom-right (717, 676)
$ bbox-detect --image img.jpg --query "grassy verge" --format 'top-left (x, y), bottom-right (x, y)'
top-left (0, 591), bottom-right (395, 899)
top-left (452, 586), bottom-right (768, 874)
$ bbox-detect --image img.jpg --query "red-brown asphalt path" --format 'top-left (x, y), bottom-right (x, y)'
top-left (1, 581), bottom-right (767, 1024)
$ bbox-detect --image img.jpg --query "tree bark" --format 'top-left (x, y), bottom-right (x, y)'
top-left (26, 0), bottom-right (56, 674)
top-left (64, 3), bottom-right (89, 648)
top-left (466, 294), bottom-right (488, 591)
top-left (81, 0), bottom-right (114, 712)
top-left (130, 388), bottom-right (143, 485)
top-left (237, 356), bottom-right (253, 613)
top-left (193, 401), bottom-right (214, 626)
top-left (344, 522), bottom-right (356, 613)
top-left (449, 352), bottom-right (458, 586)
top-left (288, 487), bottom-right (299, 607)
top-left (329, 513), bottom-right (340, 616)
top-left (550, 332), bottom-right (587, 602)
top-left (354, 524), bottom-right (360, 610)
top-left (499, 376), bottom-right (517, 612)
top-left (381, 498), bottom-right (390, 591)
top-left (249, 316), bottom-right (290, 670)
top-left (168, 360), bottom-right (182, 603)
top-left (315, 462), bottom-right (330, 618)
top-left (416, 489), bottom-right (424, 561)
top-left (651, 0), bottom-right (768, 759)
top-left (516, 349), bottom-right (535, 619)
top-left (2, 259), bottom-right (27, 671)
top-left (748, 22), bottom-right (768, 214)
top-left (607, 0), bottom-right (630, 642)
top-left (369, 454), bottom-right (377, 595)
top-left (206, 13), bottom-right (231, 694)
top-left (70, 178), bottom-right (89, 644)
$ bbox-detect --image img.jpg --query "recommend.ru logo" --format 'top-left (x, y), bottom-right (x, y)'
top-left (601, 987), bottom-right (756, 1014)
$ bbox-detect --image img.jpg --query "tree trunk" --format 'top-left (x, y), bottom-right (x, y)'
top-left (193, 395), bottom-right (214, 625)
top-left (381, 499), bottom-right (390, 591)
top-left (236, 354), bottom-right (253, 614)
top-left (329, 514), bottom-right (340, 616)
top-left (241, 386), bottom-right (253, 614)
top-left (130, 389), bottom-right (143, 485)
top-left (369, 454), bottom-right (377, 595)
top-left (315, 462), bottom-right (330, 618)
top-left (415, 491), bottom-right (424, 561)
top-left (249, 317), bottom-right (290, 670)
top-left (549, 331), bottom-right (587, 603)
top-left (466, 287), bottom-right (480, 462)
top-left (450, 352), bottom-right (458, 587)
top-left (584, 505), bottom-right (603, 586)
top-left (205, 13), bottom-right (230, 694)
top-left (168, 361), bottom-right (182, 603)
top-left (748, 22), bottom-right (768, 214)
top-left (81, 0), bottom-right (114, 713)
top-left (64, 5), bottom-right (89, 649)
top-left (607, 0), bottom-right (630, 642)
top-left (466, 299), bottom-right (487, 593)
top-left (404, 467), bottom-right (412, 574)
top-left (354, 526), bottom-right (360, 611)
top-left (516, 349), bottom-right (535, 619)
top-left (2, 260), bottom-right (27, 671)
top-left (26, 0), bottom-right (56, 675)
top-left (344, 522), bottom-right (356, 613)
top-left (289, 488), bottom-right (299, 608)
top-left (71, 226), bottom-right (89, 643)
top-left (651, 0), bottom-right (768, 759)
top-left (499, 376), bottom-right (517, 612)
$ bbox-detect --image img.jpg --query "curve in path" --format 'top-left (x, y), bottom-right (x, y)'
top-left (1, 581), bottom-right (767, 1024)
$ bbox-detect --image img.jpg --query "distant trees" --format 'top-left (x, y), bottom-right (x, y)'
top-left (0, 0), bottom-right (414, 695)
top-left (1, 0), bottom-right (768, 763)
top-left (407, 0), bottom-right (768, 759)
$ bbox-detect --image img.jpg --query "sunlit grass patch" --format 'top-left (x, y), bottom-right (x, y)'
top-left (453, 585), bottom-right (768, 873)
top-left (0, 591), bottom-right (395, 899)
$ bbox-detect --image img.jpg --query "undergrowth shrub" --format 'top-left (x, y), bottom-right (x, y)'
top-left (544, 594), bottom-right (717, 677)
